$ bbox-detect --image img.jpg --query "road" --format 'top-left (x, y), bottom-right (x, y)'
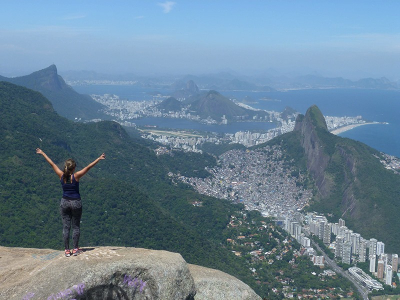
top-left (311, 240), bottom-right (369, 300)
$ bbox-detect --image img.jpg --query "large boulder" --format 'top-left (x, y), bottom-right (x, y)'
top-left (0, 246), bottom-right (195, 300)
top-left (0, 246), bottom-right (261, 300)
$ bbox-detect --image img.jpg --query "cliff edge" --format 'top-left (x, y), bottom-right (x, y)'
top-left (0, 246), bottom-right (261, 300)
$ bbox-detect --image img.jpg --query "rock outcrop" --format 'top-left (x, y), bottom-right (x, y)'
top-left (0, 246), bottom-right (261, 300)
top-left (293, 105), bottom-right (333, 198)
top-left (188, 264), bottom-right (260, 300)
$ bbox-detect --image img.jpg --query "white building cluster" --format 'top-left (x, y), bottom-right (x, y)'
top-left (284, 213), bottom-right (398, 288)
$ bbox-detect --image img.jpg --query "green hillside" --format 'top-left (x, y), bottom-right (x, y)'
top-left (0, 81), bottom-right (254, 284)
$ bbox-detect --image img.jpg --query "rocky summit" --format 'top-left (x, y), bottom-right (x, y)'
top-left (0, 246), bottom-right (261, 300)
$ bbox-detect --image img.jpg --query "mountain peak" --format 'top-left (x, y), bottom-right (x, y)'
top-left (294, 105), bottom-right (328, 133)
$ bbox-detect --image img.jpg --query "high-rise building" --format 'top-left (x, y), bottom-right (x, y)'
top-left (377, 241), bottom-right (385, 256)
top-left (339, 218), bottom-right (345, 227)
top-left (290, 221), bottom-right (299, 237)
top-left (318, 221), bottom-right (325, 240)
top-left (293, 223), bottom-right (302, 240)
top-left (351, 233), bottom-right (360, 255)
top-left (310, 220), bottom-right (319, 236)
top-left (323, 223), bottom-right (331, 245)
top-left (331, 223), bottom-right (339, 236)
top-left (370, 254), bottom-right (376, 273)
top-left (359, 239), bottom-right (367, 262)
top-left (392, 254), bottom-right (398, 272)
top-left (335, 236), bottom-right (345, 258)
top-left (377, 259), bottom-right (385, 279)
top-left (381, 253), bottom-right (388, 270)
top-left (339, 226), bottom-right (347, 237)
top-left (385, 265), bottom-right (393, 286)
top-left (345, 230), bottom-right (352, 242)
top-left (342, 241), bottom-right (352, 264)
top-left (301, 236), bottom-right (311, 248)
top-left (285, 217), bottom-right (290, 232)
top-left (370, 238), bottom-right (378, 257)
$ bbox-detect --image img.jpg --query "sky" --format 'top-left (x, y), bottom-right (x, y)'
top-left (1, 0), bottom-right (400, 79)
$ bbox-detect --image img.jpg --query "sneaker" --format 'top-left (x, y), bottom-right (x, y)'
top-left (72, 248), bottom-right (83, 256)
top-left (65, 249), bottom-right (71, 257)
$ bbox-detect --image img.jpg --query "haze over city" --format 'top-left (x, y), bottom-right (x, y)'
top-left (1, 0), bottom-right (400, 79)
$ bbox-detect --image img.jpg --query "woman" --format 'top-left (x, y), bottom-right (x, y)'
top-left (36, 148), bottom-right (106, 257)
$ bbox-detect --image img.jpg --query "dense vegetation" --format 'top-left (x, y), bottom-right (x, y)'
top-left (199, 141), bottom-right (246, 156)
top-left (157, 150), bottom-right (217, 178)
top-left (0, 81), bottom-right (255, 287)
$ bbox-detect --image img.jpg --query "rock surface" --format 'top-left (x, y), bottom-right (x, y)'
top-left (0, 246), bottom-right (260, 300)
top-left (188, 264), bottom-right (261, 300)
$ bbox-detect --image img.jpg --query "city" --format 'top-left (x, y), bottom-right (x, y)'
top-left (90, 93), bottom-right (374, 149)
top-left (175, 143), bottom-right (399, 298)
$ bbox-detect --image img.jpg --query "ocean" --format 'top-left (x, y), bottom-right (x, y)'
top-left (74, 85), bottom-right (400, 158)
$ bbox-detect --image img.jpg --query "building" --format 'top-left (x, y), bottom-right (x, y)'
top-left (335, 236), bottom-right (345, 258)
top-left (348, 267), bottom-right (383, 291)
top-left (339, 218), bottom-right (345, 227)
top-left (370, 255), bottom-right (376, 273)
top-left (351, 233), bottom-right (360, 255)
top-left (342, 241), bottom-right (352, 264)
top-left (385, 265), bottom-right (393, 286)
top-left (301, 236), bottom-right (311, 248)
top-left (359, 239), bottom-right (367, 262)
top-left (376, 241), bottom-right (385, 256)
top-left (293, 223), bottom-right (302, 240)
top-left (323, 223), bottom-right (331, 245)
top-left (369, 238), bottom-right (377, 257)
top-left (318, 221), bottom-right (325, 240)
top-left (339, 225), bottom-right (348, 237)
top-left (312, 255), bottom-right (325, 266)
top-left (392, 254), bottom-right (398, 272)
top-left (331, 223), bottom-right (339, 236)
top-left (377, 259), bottom-right (384, 279)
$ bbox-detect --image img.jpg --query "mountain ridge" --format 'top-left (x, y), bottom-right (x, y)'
top-left (271, 105), bottom-right (400, 251)
top-left (0, 65), bottom-right (105, 120)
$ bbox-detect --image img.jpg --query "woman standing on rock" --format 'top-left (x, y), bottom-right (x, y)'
top-left (36, 148), bottom-right (106, 257)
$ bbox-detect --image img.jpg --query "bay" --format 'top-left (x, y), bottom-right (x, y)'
top-left (74, 85), bottom-right (400, 157)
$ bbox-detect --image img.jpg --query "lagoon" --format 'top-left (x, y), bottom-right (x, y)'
top-left (74, 85), bottom-right (400, 157)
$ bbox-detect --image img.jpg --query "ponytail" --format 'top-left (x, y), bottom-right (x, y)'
top-left (63, 159), bottom-right (76, 183)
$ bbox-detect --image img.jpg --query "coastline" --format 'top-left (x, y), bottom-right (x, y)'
top-left (330, 122), bottom-right (380, 135)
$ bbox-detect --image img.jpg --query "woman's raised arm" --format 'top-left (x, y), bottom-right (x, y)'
top-left (74, 153), bottom-right (106, 181)
top-left (36, 148), bottom-right (63, 179)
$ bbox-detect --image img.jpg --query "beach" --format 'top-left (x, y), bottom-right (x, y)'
top-left (330, 122), bottom-right (379, 135)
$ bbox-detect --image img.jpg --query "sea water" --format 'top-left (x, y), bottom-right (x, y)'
top-left (74, 85), bottom-right (400, 158)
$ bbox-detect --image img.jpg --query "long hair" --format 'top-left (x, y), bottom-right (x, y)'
top-left (63, 159), bottom-right (76, 183)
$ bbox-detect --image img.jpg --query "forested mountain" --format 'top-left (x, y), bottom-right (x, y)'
top-left (267, 105), bottom-right (400, 252)
top-left (0, 81), bottom-right (255, 286)
top-left (0, 65), bottom-right (105, 120)
top-left (156, 96), bottom-right (183, 112)
top-left (185, 90), bottom-right (268, 121)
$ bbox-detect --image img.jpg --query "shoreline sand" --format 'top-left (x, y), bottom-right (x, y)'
top-left (330, 122), bottom-right (380, 135)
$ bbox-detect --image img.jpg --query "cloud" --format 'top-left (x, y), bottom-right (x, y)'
top-left (158, 1), bottom-right (176, 13)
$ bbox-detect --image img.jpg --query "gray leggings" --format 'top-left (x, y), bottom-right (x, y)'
top-left (60, 198), bottom-right (82, 250)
